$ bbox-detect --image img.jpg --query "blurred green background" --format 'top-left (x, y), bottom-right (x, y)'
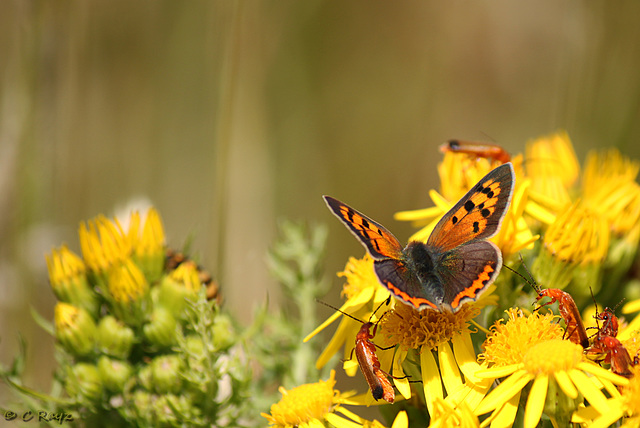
top-left (2, 1), bottom-right (640, 406)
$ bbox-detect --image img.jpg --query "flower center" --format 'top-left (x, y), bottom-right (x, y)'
top-left (479, 309), bottom-right (563, 367)
top-left (522, 339), bottom-right (582, 375)
top-left (381, 302), bottom-right (478, 351)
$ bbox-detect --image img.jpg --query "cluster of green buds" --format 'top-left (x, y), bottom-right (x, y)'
top-left (45, 208), bottom-right (251, 427)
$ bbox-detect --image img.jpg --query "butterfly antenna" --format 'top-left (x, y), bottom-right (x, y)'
top-left (315, 299), bottom-right (364, 325)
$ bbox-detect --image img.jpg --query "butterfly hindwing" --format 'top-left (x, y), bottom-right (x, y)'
top-left (437, 240), bottom-right (502, 312)
top-left (427, 163), bottom-right (514, 252)
top-left (324, 196), bottom-right (404, 261)
top-left (374, 259), bottom-right (440, 311)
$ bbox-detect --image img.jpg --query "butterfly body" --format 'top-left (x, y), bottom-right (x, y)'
top-left (325, 162), bottom-right (514, 312)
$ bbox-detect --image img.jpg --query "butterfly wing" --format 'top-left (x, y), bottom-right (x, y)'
top-left (374, 258), bottom-right (440, 311)
top-left (437, 240), bottom-right (502, 312)
top-left (427, 163), bottom-right (514, 251)
top-left (324, 196), bottom-right (404, 260)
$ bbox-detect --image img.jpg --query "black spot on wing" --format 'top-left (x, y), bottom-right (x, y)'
top-left (464, 200), bottom-right (475, 212)
top-left (481, 208), bottom-right (491, 218)
top-left (473, 222), bottom-right (480, 233)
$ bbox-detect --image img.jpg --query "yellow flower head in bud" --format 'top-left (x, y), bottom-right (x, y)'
top-left (79, 215), bottom-right (131, 273)
top-left (107, 259), bottom-right (149, 304)
top-left (128, 208), bottom-right (165, 260)
top-left (54, 302), bottom-right (97, 357)
top-left (46, 245), bottom-right (86, 289)
top-left (169, 261), bottom-right (202, 293)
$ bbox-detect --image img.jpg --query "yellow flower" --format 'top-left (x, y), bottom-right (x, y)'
top-left (46, 245), bottom-right (99, 315)
top-left (476, 309), bottom-right (628, 428)
top-left (129, 208), bottom-right (166, 282)
top-left (572, 364), bottom-right (640, 428)
top-left (582, 149), bottom-right (640, 235)
top-left (305, 256), bottom-right (393, 384)
top-left (375, 290), bottom-right (496, 416)
top-left (106, 259), bottom-right (150, 325)
top-left (532, 200), bottom-right (609, 294)
top-left (79, 215), bottom-right (131, 274)
top-left (262, 370), bottom-right (363, 428)
top-left (525, 130), bottom-right (579, 210)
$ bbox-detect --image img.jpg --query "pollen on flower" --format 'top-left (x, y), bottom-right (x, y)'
top-left (262, 370), bottom-right (338, 426)
top-left (620, 365), bottom-right (640, 415)
top-left (478, 308), bottom-right (563, 367)
top-left (522, 339), bottom-right (582, 374)
top-left (339, 255), bottom-right (378, 300)
top-left (380, 301), bottom-right (479, 351)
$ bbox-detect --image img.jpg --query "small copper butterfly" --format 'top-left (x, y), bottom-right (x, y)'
top-left (324, 162), bottom-right (515, 312)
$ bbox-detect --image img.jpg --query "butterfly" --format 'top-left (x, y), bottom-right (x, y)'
top-left (324, 162), bottom-right (515, 312)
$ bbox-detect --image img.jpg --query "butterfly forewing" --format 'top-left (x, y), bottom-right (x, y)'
top-left (427, 163), bottom-right (514, 252)
top-left (324, 196), bottom-right (404, 260)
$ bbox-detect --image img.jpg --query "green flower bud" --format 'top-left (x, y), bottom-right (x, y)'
top-left (212, 313), bottom-right (235, 351)
top-left (65, 363), bottom-right (103, 402)
top-left (151, 355), bottom-right (183, 394)
top-left (96, 316), bottom-right (135, 359)
top-left (97, 356), bottom-right (133, 393)
top-left (136, 364), bottom-right (154, 391)
top-left (153, 395), bottom-right (195, 425)
top-left (54, 302), bottom-right (97, 357)
top-left (143, 307), bottom-right (178, 348)
top-left (156, 262), bottom-right (200, 317)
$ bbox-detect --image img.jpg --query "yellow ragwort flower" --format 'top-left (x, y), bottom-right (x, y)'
top-left (262, 370), bottom-right (364, 428)
top-left (476, 309), bottom-right (629, 428)
top-left (376, 290), bottom-right (496, 416)
top-left (46, 245), bottom-right (99, 315)
top-left (582, 149), bottom-right (640, 235)
top-left (79, 215), bottom-right (131, 273)
top-left (525, 130), bottom-right (579, 210)
top-left (532, 200), bottom-right (609, 294)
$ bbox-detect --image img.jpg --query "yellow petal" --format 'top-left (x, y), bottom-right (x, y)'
top-left (324, 413), bottom-right (361, 428)
top-left (438, 341), bottom-right (463, 395)
top-left (452, 332), bottom-right (484, 384)
top-left (475, 363), bottom-right (521, 379)
top-left (568, 369), bottom-right (610, 415)
top-left (577, 362), bottom-right (629, 386)
top-left (524, 375), bottom-right (548, 428)
top-left (554, 370), bottom-right (577, 399)
top-left (391, 411), bottom-right (409, 428)
top-left (393, 348), bottom-right (411, 400)
top-left (589, 409), bottom-right (626, 428)
top-left (421, 347), bottom-right (443, 417)
top-left (489, 391), bottom-right (521, 428)
top-left (475, 370), bottom-right (532, 415)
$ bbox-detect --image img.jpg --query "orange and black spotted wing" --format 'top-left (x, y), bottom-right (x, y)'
top-left (324, 196), bottom-right (404, 261)
top-left (427, 163), bottom-right (514, 252)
